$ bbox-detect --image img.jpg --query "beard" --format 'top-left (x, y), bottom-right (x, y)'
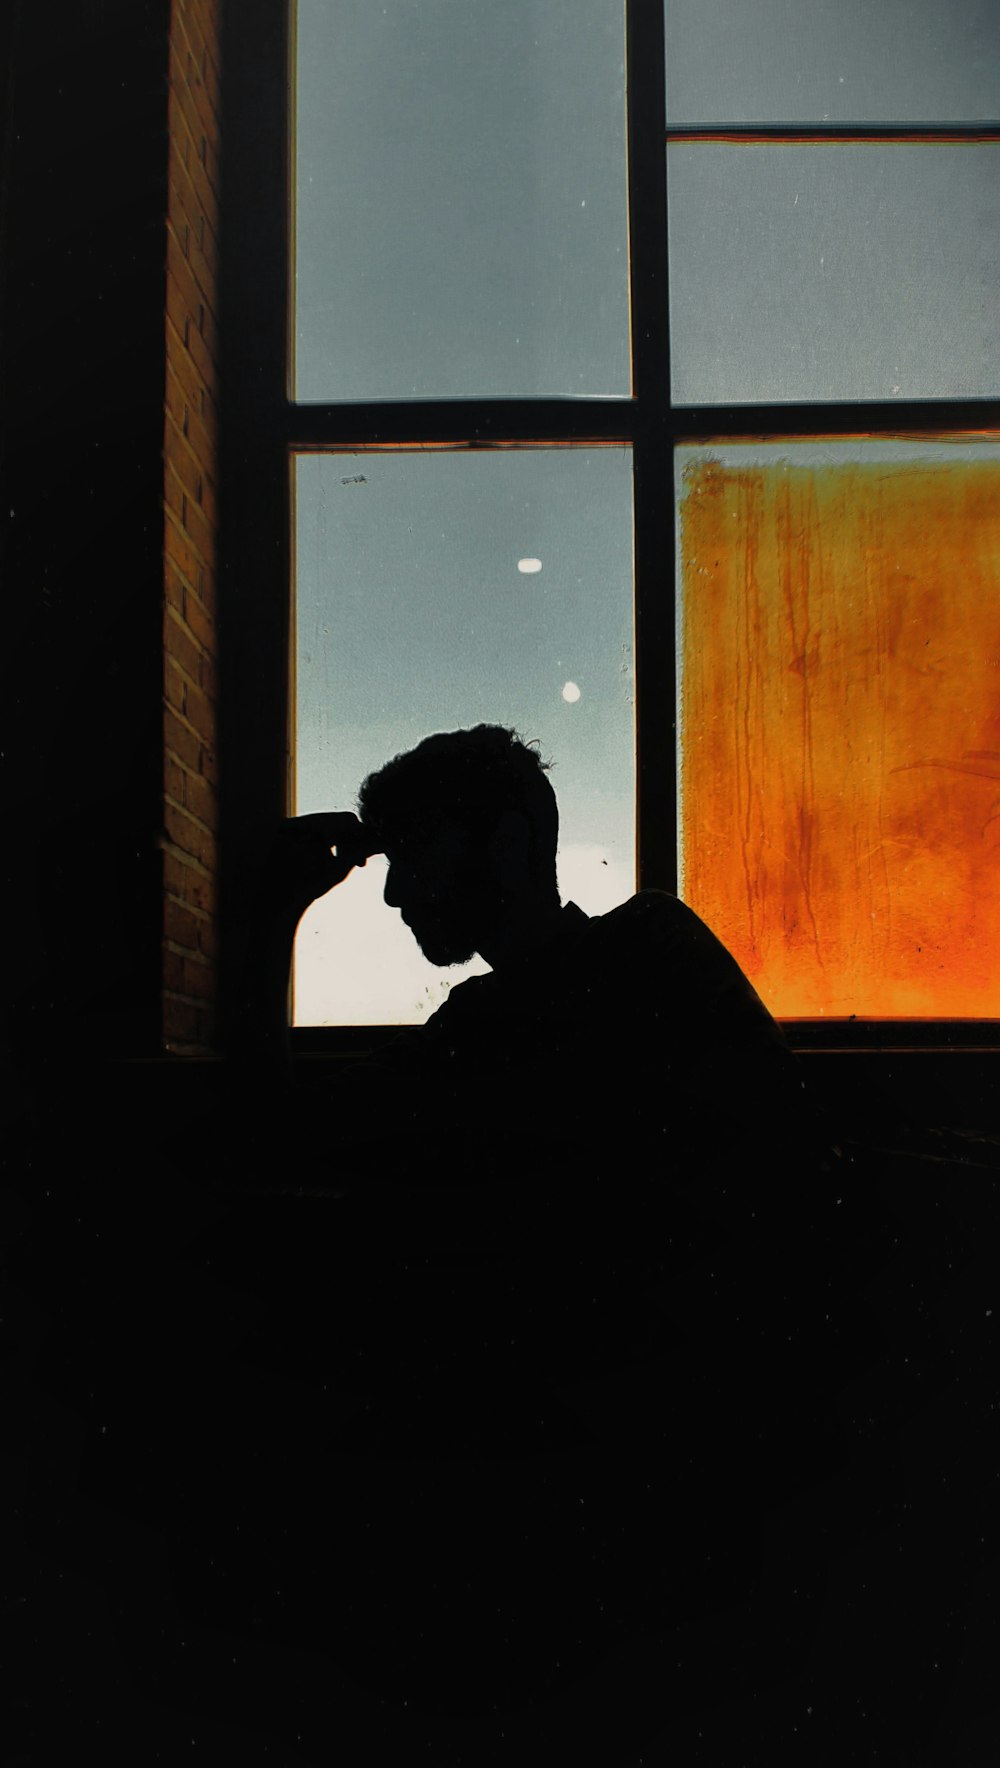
top-left (405, 912), bottom-right (479, 968)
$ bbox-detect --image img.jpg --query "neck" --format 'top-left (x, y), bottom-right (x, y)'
top-left (477, 894), bottom-right (565, 972)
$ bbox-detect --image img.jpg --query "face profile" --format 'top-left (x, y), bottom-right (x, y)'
top-left (381, 818), bottom-right (506, 968)
top-left (359, 725), bottom-right (563, 972)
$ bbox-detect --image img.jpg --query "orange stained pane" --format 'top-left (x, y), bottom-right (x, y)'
top-left (678, 449), bottom-right (1000, 1019)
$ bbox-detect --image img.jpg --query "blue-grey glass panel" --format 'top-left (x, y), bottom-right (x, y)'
top-left (294, 0), bottom-right (630, 402)
top-left (668, 142), bottom-right (1000, 405)
top-left (293, 449), bottom-right (635, 1024)
top-left (665, 0), bottom-right (1000, 126)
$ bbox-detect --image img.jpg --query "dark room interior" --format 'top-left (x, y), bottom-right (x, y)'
top-left (4, 3), bottom-right (1000, 1761)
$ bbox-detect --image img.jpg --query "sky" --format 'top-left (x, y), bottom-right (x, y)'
top-left (295, 0), bottom-right (630, 403)
top-left (664, 0), bottom-right (1000, 125)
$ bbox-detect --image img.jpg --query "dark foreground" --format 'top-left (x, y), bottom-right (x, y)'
top-left (5, 1059), bottom-right (1000, 1765)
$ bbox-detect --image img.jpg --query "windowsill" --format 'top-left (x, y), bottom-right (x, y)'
top-left (288, 1020), bottom-right (1000, 1056)
top-left (74, 1028), bottom-right (997, 1160)
top-left (781, 1020), bottom-right (1000, 1052)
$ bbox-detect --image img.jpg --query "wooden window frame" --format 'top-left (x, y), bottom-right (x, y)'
top-left (217, 0), bottom-right (1000, 1063)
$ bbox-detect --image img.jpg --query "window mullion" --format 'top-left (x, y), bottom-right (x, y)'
top-left (625, 0), bottom-right (675, 891)
top-left (283, 399), bottom-right (639, 450)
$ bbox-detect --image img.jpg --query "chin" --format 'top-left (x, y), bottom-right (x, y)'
top-left (412, 926), bottom-right (477, 967)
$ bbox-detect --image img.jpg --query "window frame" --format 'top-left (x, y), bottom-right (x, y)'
top-left (217, 0), bottom-right (1000, 1055)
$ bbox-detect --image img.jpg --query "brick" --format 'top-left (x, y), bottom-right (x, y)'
top-left (168, 77), bottom-right (221, 203)
top-left (178, 2), bottom-right (221, 56)
top-left (165, 752), bottom-right (187, 808)
top-left (165, 323), bottom-right (218, 441)
top-left (163, 424), bottom-right (218, 541)
top-left (182, 954), bottom-right (215, 1000)
top-left (164, 851), bottom-right (216, 915)
top-left (164, 551), bottom-right (186, 612)
top-left (166, 129), bottom-right (217, 238)
top-left (165, 705), bottom-right (201, 771)
top-left (165, 654), bottom-right (188, 714)
top-left (164, 948), bottom-right (187, 993)
top-left (172, 1), bottom-right (222, 117)
top-left (164, 604), bottom-right (204, 686)
top-left (171, 32), bottom-right (220, 139)
top-left (166, 800), bottom-right (217, 871)
top-left (164, 894), bottom-right (208, 952)
top-left (166, 208), bottom-right (217, 316)
top-left (165, 159), bottom-right (220, 303)
top-left (167, 74), bottom-right (218, 193)
top-left (166, 223), bottom-right (219, 354)
top-left (166, 355), bottom-right (216, 463)
top-left (182, 580), bottom-right (217, 651)
top-left (165, 273), bottom-right (217, 391)
top-left (165, 795), bottom-right (198, 851)
top-left (165, 507), bottom-right (212, 600)
top-left (199, 646), bottom-right (218, 702)
top-left (184, 677), bottom-right (216, 744)
top-left (163, 376), bottom-right (212, 470)
top-left (196, 915), bottom-right (218, 961)
top-left (165, 459), bottom-right (215, 563)
top-left (163, 419), bottom-right (204, 516)
top-left (199, 739), bottom-right (219, 787)
top-left (169, 36), bottom-right (219, 153)
top-left (185, 767), bottom-right (217, 829)
top-left (164, 411), bottom-right (218, 525)
top-left (165, 564), bottom-right (217, 656)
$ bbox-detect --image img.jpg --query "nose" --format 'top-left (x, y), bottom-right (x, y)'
top-left (383, 856), bottom-right (413, 910)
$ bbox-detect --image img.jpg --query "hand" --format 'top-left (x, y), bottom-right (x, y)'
top-left (259, 811), bottom-right (381, 923)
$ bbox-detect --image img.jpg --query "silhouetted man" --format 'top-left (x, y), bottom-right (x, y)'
top-left (241, 723), bottom-right (829, 1182)
top-left (217, 725), bottom-right (857, 1756)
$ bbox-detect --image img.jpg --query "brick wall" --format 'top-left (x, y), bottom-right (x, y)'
top-left (162, 0), bottom-right (223, 1052)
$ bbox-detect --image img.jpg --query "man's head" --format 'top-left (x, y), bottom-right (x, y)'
top-left (357, 725), bottom-right (560, 966)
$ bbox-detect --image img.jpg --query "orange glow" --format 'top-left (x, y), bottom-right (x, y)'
top-left (679, 453), bottom-right (1000, 1018)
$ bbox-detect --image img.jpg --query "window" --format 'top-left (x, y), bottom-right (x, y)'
top-left (220, 0), bottom-right (1000, 1039)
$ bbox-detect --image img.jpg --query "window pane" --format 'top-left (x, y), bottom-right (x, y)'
top-left (294, 0), bottom-right (630, 402)
top-left (677, 439), bottom-right (1000, 1018)
top-left (293, 448), bottom-right (635, 1025)
top-left (668, 142), bottom-right (1000, 405)
top-left (665, 0), bottom-right (1000, 126)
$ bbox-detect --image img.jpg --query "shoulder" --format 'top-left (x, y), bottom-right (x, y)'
top-left (588, 889), bottom-right (727, 954)
top-left (588, 891), bottom-right (782, 1028)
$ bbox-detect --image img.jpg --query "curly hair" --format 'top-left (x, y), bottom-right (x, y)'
top-left (357, 725), bottom-right (558, 889)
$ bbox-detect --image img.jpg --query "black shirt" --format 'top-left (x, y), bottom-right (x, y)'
top-left (329, 890), bottom-right (827, 1185)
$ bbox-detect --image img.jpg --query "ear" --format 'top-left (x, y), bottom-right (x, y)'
top-left (488, 809), bottom-right (533, 889)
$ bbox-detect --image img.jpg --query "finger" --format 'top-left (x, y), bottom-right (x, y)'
top-left (289, 811), bottom-right (364, 844)
top-left (285, 812), bottom-right (373, 864)
top-left (305, 815), bottom-right (385, 863)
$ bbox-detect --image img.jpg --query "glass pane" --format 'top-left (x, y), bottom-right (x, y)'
top-left (668, 142), bottom-right (1000, 404)
top-left (665, 0), bottom-right (1000, 126)
top-left (677, 439), bottom-right (1000, 1018)
top-left (294, 0), bottom-right (630, 402)
top-left (294, 448), bottom-right (635, 1024)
